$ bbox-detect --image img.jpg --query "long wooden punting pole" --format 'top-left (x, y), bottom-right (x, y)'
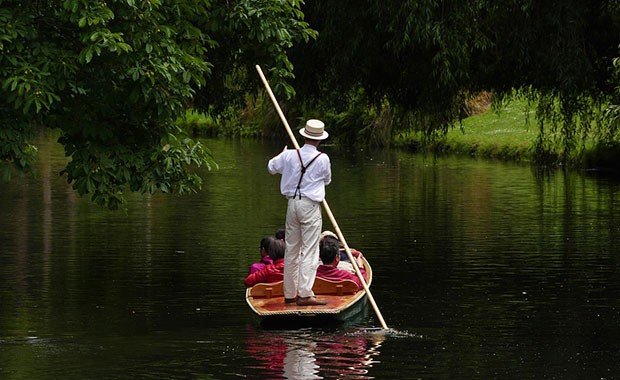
top-left (256, 65), bottom-right (388, 329)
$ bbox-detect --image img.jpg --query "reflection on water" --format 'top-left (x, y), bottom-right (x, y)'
top-left (245, 327), bottom-right (385, 379)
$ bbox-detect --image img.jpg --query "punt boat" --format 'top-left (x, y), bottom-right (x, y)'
top-left (245, 256), bottom-right (372, 326)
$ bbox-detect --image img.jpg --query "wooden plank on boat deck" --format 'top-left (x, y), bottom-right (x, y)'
top-left (250, 294), bottom-right (356, 315)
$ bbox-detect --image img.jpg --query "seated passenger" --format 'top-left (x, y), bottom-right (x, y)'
top-left (316, 236), bottom-right (366, 290)
top-left (319, 231), bottom-right (364, 274)
top-left (244, 238), bottom-right (285, 287)
top-left (248, 236), bottom-right (275, 275)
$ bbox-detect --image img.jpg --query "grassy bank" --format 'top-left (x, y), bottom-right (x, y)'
top-left (395, 99), bottom-right (539, 162)
top-left (399, 100), bottom-right (620, 171)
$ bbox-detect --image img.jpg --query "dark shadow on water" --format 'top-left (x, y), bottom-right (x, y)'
top-left (256, 301), bottom-right (373, 331)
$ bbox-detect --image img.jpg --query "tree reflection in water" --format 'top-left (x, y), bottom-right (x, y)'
top-left (245, 326), bottom-right (385, 379)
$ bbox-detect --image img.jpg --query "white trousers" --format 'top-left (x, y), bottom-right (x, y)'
top-left (284, 197), bottom-right (322, 299)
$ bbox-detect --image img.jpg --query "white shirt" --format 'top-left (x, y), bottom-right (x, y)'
top-left (268, 144), bottom-right (331, 202)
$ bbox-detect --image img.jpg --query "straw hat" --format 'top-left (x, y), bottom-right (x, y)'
top-left (320, 230), bottom-right (339, 240)
top-left (299, 119), bottom-right (329, 140)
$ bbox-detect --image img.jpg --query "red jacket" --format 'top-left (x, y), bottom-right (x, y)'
top-left (244, 259), bottom-right (284, 287)
top-left (316, 264), bottom-right (366, 289)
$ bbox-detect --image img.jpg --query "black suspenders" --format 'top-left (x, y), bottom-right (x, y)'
top-left (293, 150), bottom-right (322, 199)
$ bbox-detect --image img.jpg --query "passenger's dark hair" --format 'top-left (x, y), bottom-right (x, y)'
top-left (268, 238), bottom-right (285, 260)
top-left (319, 235), bottom-right (339, 250)
top-left (319, 237), bottom-right (339, 264)
top-left (275, 228), bottom-right (285, 240)
top-left (260, 236), bottom-right (275, 254)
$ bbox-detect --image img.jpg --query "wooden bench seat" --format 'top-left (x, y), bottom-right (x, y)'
top-left (312, 278), bottom-right (359, 295)
top-left (249, 278), bottom-right (359, 299)
top-left (249, 281), bottom-right (284, 298)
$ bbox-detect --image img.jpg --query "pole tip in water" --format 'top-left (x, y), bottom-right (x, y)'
top-left (362, 327), bottom-right (385, 333)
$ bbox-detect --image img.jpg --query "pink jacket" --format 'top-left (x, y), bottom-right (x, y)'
top-left (248, 256), bottom-right (274, 275)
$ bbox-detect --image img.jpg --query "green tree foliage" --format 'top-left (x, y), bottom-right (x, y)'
top-left (290, 1), bottom-right (496, 134)
top-left (0, 0), bottom-right (314, 209)
top-left (194, 0), bottom-right (316, 113)
top-left (290, 0), bottom-right (620, 160)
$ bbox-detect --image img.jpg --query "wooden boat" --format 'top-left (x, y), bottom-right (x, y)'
top-left (246, 256), bottom-right (372, 325)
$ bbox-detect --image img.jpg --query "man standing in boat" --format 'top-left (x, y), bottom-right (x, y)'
top-left (267, 119), bottom-right (331, 306)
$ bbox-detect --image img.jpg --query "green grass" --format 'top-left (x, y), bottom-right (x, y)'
top-left (396, 99), bottom-right (620, 170)
top-left (395, 99), bottom-right (543, 162)
top-left (178, 109), bottom-right (220, 137)
top-left (445, 99), bottom-right (538, 161)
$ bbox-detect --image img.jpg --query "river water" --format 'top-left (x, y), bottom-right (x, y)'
top-left (1, 132), bottom-right (620, 379)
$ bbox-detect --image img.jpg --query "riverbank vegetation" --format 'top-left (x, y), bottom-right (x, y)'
top-left (401, 96), bottom-right (620, 171)
top-left (2, 1), bottom-right (620, 208)
top-left (396, 96), bottom-right (538, 161)
top-left (183, 91), bottom-right (620, 170)
top-left (185, 1), bottom-right (620, 170)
